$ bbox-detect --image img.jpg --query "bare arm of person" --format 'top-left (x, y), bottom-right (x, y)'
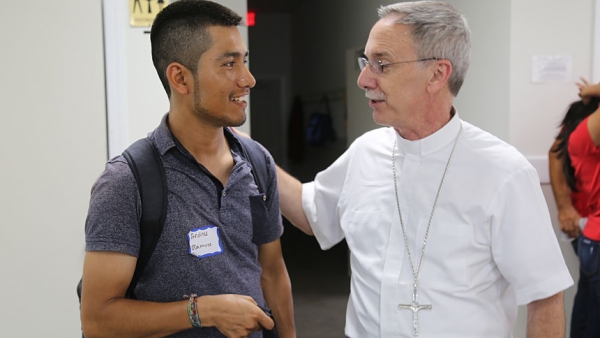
top-left (577, 77), bottom-right (600, 145)
top-left (259, 239), bottom-right (296, 338)
top-left (586, 105), bottom-right (600, 146)
top-left (276, 165), bottom-right (313, 235)
top-left (525, 292), bottom-right (565, 338)
top-left (577, 77), bottom-right (600, 103)
top-left (81, 251), bottom-right (273, 338)
top-left (548, 139), bottom-right (581, 238)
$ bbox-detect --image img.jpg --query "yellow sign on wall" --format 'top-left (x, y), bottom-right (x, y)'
top-left (130, 0), bottom-right (169, 27)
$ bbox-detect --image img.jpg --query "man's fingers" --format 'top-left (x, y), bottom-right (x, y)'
top-left (257, 310), bottom-right (275, 331)
top-left (566, 221), bottom-right (580, 238)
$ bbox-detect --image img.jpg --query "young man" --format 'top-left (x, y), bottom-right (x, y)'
top-left (80, 1), bottom-right (295, 337)
top-left (276, 1), bottom-right (572, 337)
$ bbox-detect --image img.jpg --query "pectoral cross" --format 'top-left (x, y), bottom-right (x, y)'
top-left (398, 286), bottom-right (432, 337)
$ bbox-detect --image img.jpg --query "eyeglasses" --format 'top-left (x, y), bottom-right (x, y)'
top-left (357, 56), bottom-right (440, 75)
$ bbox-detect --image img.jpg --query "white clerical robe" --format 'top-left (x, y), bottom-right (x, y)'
top-left (301, 114), bottom-right (573, 337)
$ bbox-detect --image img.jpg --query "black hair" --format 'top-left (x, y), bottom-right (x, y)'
top-left (551, 97), bottom-right (600, 191)
top-left (150, 0), bottom-right (242, 97)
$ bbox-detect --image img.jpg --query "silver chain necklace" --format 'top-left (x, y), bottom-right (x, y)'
top-left (393, 122), bottom-right (462, 337)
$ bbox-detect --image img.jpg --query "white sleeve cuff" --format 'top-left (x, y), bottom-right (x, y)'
top-left (301, 181), bottom-right (340, 250)
top-left (514, 271), bottom-right (573, 305)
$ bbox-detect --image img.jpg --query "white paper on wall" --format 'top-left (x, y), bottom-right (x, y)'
top-left (531, 55), bottom-right (572, 83)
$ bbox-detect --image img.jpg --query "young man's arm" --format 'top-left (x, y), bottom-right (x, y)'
top-left (259, 239), bottom-right (296, 338)
top-left (548, 139), bottom-right (581, 238)
top-left (276, 165), bottom-right (313, 235)
top-left (81, 251), bottom-right (273, 338)
top-left (525, 292), bottom-right (565, 338)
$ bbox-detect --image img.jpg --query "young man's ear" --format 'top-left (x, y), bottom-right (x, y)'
top-left (166, 63), bottom-right (192, 96)
top-left (426, 59), bottom-right (452, 94)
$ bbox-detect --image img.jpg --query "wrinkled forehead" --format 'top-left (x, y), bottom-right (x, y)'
top-left (364, 18), bottom-right (415, 59)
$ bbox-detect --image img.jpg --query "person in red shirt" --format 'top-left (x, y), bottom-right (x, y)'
top-left (550, 100), bottom-right (595, 338)
top-left (570, 81), bottom-right (600, 242)
top-left (552, 77), bottom-right (600, 337)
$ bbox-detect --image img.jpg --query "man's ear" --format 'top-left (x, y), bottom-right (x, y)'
top-left (166, 62), bottom-right (192, 96)
top-left (426, 60), bottom-right (452, 94)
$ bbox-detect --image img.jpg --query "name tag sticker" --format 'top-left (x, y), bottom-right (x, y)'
top-left (187, 225), bottom-right (223, 258)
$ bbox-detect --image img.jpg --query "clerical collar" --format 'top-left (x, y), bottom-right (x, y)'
top-left (395, 109), bottom-right (461, 157)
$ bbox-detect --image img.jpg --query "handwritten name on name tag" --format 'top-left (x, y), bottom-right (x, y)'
top-left (187, 225), bottom-right (223, 258)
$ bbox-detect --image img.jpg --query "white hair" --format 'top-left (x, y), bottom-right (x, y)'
top-left (378, 1), bottom-right (471, 96)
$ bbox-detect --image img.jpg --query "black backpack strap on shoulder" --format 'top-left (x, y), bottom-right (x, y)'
top-left (122, 138), bottom-right (168, 299)
top-left (237, 136), bottom-right (268, 195)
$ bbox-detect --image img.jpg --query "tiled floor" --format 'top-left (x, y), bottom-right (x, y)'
top-left (281, 222), bottom-right (350, 338)
top-left (293, 292), bottom-right (349, 338)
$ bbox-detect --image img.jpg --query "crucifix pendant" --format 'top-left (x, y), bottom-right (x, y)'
top-left (398, 286), bottom-right (432, 336)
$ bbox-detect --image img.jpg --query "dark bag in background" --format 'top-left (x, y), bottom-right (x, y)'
top-left (306, 95), bottom-right (336, 146)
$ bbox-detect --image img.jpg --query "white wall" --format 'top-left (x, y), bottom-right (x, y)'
top-left (509, 0), bottom-right (594, 165)
top-left (0, 1), bottom-right (107, 336)
top-left (449, 0), bottom-right (511, 141)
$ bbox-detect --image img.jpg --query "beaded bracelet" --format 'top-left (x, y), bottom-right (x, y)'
top-left (183, 294), bottom-right (202, 328)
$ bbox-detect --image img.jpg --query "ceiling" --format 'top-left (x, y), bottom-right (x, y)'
top-left (247, 0), bottom-right (297, 13)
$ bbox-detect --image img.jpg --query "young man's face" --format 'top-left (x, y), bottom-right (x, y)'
top-left (192, 25), bottom-right (256, 128)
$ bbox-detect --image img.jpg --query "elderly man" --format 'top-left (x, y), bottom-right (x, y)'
top-left (276, 1), bottom-right (572, 337)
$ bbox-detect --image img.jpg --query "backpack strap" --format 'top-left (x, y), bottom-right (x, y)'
top-left (122, 138), bottom-right (168, 299)
top-left (236, 136), bottom-right (278, 337)
top-left (237, 136), bottom-right (268, 195)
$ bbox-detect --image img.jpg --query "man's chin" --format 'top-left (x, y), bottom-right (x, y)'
top-left (228, 114), bottom-right (247, 128)
top-left (372, 110), bottom-right (391, 127)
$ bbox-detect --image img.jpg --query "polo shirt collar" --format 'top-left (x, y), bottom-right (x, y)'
top-left (150, 113), bottom-right (244, 158)
top-left (151, 113), bottom-right (178, 156)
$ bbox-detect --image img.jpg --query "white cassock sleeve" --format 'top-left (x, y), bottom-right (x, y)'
top-left (301, 146), bottom-right (354, 250)
top-left (489, 165), bottom-right (573, 305)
